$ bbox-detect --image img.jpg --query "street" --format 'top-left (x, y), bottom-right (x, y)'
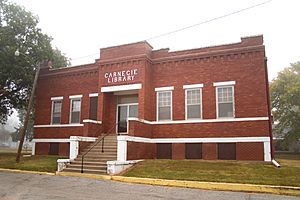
top-left (0, 172), bottom-right (298, 200)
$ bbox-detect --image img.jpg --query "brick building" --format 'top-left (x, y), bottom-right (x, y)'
top-left (33, 35), bottom-right (273, 173)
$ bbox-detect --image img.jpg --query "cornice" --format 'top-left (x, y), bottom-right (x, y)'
top-left (152, 45), bottom-right (265, 65)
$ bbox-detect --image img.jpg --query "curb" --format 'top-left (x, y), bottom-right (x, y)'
top-left (111, 176), bottom-right (300, 196)
top-left (0, 168), bottom-right (55, 176)
top-left (56, 171), bottom-right (112, 180)
top-left (1, 169), bottom-right (299, 196)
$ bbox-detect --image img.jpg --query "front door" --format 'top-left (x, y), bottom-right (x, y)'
top-left (117, 104), bottom-right (138, 134)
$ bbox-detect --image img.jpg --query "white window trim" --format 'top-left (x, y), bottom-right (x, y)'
top-left (89, 93), bottom-right (98, 97)
top-left (128, 116), bottom-right (269, 124)
top-left (69, 97), bottom-right (82, 124)
top-left (185, 88), bottom-right (202, 120)
top-left (82, 119), bottom-right (102, 124)
top-left (155, 86), bottom-right (174, 92)
top-left (156, 90), bottom-right (173, 121)
top-left (213, 81), bottom-right (236, 87)
top-left (183, 84), bottom-right (204, 89)
top-left (51, 99), bottom-right (62, 125)
top-left (69, 94), bottom-right (83, 99)
top-left (51, 96), bottom-right (63, 100)
top-left (34, 124), bottom-right (84, 128)
top-left (215, 85), bottom-right (235, 119)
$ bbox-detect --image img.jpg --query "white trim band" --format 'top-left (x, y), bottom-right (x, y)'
top-left (101, 83), bottom-right (142, 93)
top-left (155, 86), bottom-right (174, 92)
top-left (82, 119), bottom-right (102, 124)
top-left (183, 84), bottom-right (204, 89)
top-left (118, 136), bottom-right (270, 143)
top-left (89, 93), bottom-right (98, 97)
top-left (32, 138), bottom-right (70, 143)
top-left (69, 94), bottom-right (83, 99)
top-left (34, 124), bottom-right (84, 128)
top-left (128, 117), bottom-right (269, 125)
top-left (213, 81), bottom-right (236, 86)
top-left (51, 96), bottom-right (63, 100)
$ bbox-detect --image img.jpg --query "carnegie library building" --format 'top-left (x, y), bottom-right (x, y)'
top-left (32, 35), bottom-right (273, 174)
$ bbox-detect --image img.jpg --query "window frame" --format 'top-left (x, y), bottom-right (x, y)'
top-left (185, 88), bottom-right (202, 120)
top-left (156, 90), bottom-right (173, 121)
top-left (89, 96), bottom-right (98, 120)
top-left (216, 85), bottom-right (235, 119)
top-left (51, 99), bottom-right (62, 125)
top-left (69, 97), bottom-right (82, 124)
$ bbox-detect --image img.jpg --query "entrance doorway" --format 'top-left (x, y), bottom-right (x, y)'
top-left (116, 94), bottom-right (138, 134)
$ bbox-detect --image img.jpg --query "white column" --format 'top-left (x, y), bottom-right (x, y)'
top-left (31, 142), bottom-right (35, 155)
top-left (264, 141), bottom-right (271, 161)
top-left (117, 136), bottom-right (127, 161)
top-left (69, 136), bottom-right (79, 160)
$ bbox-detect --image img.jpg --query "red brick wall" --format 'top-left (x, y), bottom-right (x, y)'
top-left (172, 143), bottom-right (185, 159)
top-left (35, 142), bottom-right (69, 156)
top-left (58, 143), bottom-right (69, 156)
top-left (202, 143), bottom-right (218, 160)
top-left (83, 122), bottom-right (102, 137)
top-left (150, 51), bottom-right (268, 121)
top-left (127, 142), bottom-right (155, 160)
top-left (99, 41), bottom-right (152, 61)
top-left (35, 143), bottom-right (49, 155)
top-left (36, 66), bottom-right (99, 126)
top-left (34, 35), bottom-right (271, 160)
top-left (152, 121), bottom-right (269, 138)
top-left (34, 127), bottom-right (84, 138)
top-left (128, 120), bottom-right (152, 138)
top-left (236, 142), bottom-right (264, 161)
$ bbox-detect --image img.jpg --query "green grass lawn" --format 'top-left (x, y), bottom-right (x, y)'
top-left (0, 153), bottom-right (64, 173)
top-left (124, 153), bottom-right (300, 187)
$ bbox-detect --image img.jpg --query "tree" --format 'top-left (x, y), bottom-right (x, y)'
top-left (270, 61), bottom-right (300, 151)
top-left (11, 108), bottom-right (34, 142)
top-left (0, 0), bottom-right (70, 124)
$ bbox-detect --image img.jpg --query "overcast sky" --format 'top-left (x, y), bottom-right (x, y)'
top-left (10, 0), bottom-right (300, 80)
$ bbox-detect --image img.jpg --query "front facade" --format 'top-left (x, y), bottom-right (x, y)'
top-left (33, 35), bottom-right (273, 162)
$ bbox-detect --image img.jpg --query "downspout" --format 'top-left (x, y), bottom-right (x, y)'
top-left (264, 55), bottom-right (274, 160)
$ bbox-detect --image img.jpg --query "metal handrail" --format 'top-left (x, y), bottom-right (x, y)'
top-left (81, 122), bottom-right (119, 173)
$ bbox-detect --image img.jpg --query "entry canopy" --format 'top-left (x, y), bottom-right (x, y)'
top-left (101, 83), bottom-right (142, 93)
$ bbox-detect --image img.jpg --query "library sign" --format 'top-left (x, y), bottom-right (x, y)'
top-left (104, 69), bottom-right (138, 84)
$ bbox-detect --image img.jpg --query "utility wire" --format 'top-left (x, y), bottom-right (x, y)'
top-left (71, 0), bottom-right (272, 61)
top-left (146, 0), bottom-right (272, 41)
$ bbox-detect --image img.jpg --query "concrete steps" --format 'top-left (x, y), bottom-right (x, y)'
top-left (63, 134), bottom-right (117, 174)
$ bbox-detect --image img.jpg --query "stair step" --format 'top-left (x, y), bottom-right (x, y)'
top-left (74, 158), bottom-right (116, 162)
top-left (82, 149), bottom-right (117, 153)
top-left (71, 161), bottom-right (107, 165)
top-left (67, 164), bottom-right (106, 170)
top-left (79, 154), bottom-right (117, 158)
top-left (63, 168), bottom-right (107, 174)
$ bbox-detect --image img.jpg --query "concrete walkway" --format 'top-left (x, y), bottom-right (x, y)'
top-left (0, 171), bottom-right (298, 200)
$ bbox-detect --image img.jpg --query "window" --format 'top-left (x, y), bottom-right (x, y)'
top-left (217, 86), bottom-right (234, 118)
top-left (70, 98), bottom-right (81, 123)
top-left (185, 88), bottom-right (202, 119)
top-left (157, 91), bottom-right (172, 121)
top-left (51, 100), bottom-right (62, 124)
top-left (89, 96), bottom-right (98, 120)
